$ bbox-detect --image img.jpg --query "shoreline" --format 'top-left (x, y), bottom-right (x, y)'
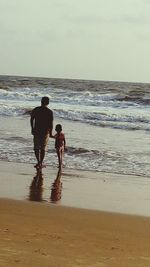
top-left (1, 160), bottom-right (150, 216)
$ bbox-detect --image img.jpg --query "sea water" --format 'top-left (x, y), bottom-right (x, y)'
top-left (1, 75), bottom-right (150, 177)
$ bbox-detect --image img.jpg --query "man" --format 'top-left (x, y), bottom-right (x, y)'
top-left (30, 96), bottom-right (53, 168)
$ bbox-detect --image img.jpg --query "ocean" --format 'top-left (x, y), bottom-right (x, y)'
top-left (1, 75), bottom-right (150, 177)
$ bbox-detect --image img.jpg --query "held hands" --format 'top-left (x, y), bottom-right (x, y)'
top-left (49, 133), bottom-right (55, 138)
top-left (49, 131), bottom-right (53, 137)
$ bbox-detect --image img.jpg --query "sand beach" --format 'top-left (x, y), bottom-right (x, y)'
top-left (1, 161), bottom-right (150, 266)
top-left (1, 198), bottom-right (150, 267)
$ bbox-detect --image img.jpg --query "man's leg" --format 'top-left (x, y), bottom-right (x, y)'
top-left (40, 149), bottom-right (45, 166)
top-left (34, 135), bottom-right (40, 167)
top-left (34, 149), bottom-right (40, 166)
top-left (40, 134), bottom-right (49, 167)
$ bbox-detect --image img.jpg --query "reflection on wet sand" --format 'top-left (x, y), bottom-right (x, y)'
top-left (50, 169), bottom-right (62, 203)
top-left (29, 169), bottom-right (43, 202)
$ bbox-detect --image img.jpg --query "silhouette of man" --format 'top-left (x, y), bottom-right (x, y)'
top-left (29, 169), bottom-right (43, 201)
top-left (30, 96), bottom-right (53, 168)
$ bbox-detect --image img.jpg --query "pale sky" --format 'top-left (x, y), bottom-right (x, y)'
top-left (0, 0), bottom-right (150, 82)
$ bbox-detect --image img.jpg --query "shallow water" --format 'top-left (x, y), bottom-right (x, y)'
top-left (1, 75), bottom-right (150, 177)
top-left (0, 116), bottom-right (150, 177)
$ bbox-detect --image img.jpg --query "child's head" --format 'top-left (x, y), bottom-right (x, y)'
top-left (55, 124), bottom-right (62, 133)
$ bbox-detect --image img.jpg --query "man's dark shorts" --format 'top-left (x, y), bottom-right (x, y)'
top-left (33, 134), bottom-right (49, 151)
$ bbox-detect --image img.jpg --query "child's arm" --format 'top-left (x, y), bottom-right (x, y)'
top-left (64, 135), bottom-right (66, 151)
top-left (50, 133), bottom-right (56, 139)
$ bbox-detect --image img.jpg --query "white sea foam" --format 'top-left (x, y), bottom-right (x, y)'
top-left (1, 86), bottom-right (150, 131)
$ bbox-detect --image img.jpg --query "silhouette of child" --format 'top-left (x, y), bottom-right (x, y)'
top-left (50, 169), bottom-right (62, 203)
top-left (53, 124), bottom-right (66, 169)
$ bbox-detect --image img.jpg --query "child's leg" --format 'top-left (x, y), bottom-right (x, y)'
top-left (56, 149), bottom-right (61, 168)
top-left (60, 149), bottom-right (62, 166)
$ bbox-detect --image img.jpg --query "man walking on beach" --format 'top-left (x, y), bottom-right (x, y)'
top-left (30, 96), bottom-right (53, 168)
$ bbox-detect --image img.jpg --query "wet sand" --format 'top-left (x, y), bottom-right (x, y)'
top-left (1, 161), bottom-right (150, 266)
top-left (1, 161), bottom-right (150, 216)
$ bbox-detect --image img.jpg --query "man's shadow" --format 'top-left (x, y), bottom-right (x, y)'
top-left (29, 168), bottom-right (43, 202)
top-left (50, 169), bottom-right (62, 203)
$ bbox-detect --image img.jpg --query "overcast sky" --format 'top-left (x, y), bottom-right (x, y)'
top-left (0, 0), bottom-right (150, 82)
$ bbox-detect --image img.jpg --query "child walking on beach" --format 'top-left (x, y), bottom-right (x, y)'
top-left (53, 124), bottom-right (66, 169)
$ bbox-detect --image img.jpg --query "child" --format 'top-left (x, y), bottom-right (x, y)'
top-left (53, 124), bottom-right (66, 169)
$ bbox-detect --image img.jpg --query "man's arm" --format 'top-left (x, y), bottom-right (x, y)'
top-left (49, 110), bottom-right (53, 137)
top-left (30, 111), bottom-right (35, 135)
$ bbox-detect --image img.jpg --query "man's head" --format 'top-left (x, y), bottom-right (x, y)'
top-left (41, 97), bottom-right (49, 106)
